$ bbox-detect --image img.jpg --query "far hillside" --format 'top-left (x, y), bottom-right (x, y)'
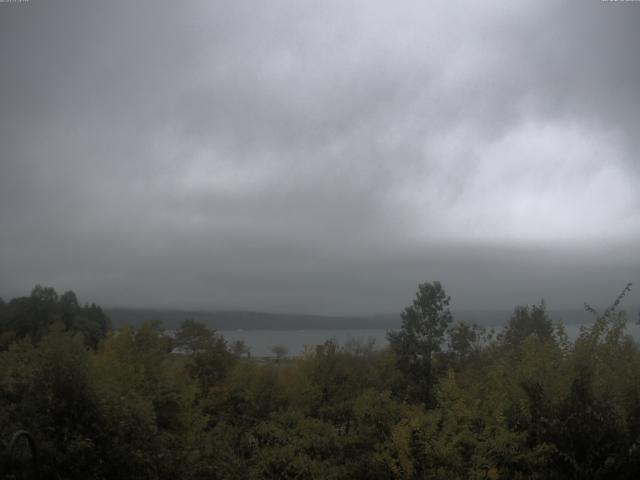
top-left (104, 306), bottom-right (640, 331)
top-left (105, 308), bottom-right (401, 330)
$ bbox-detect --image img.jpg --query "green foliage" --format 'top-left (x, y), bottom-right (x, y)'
top-left (499, 301), bottom-right (554, 347)
top-left (231, 339), bottom-right (250, 357)
top-left (1, 283), bottom-right (640, 479)
top-left (175, 319), bottom-right (236, 392)
top-left (92, 323), bottom-right (204, 480)
top-left (388, 281), bottom-right (453, 406)
top-left (447, 321), bottom-right (491, 365)
top-left (0, 285), bottom-right (110, 349)
top-left (0, 328), bottom-right (103, 479)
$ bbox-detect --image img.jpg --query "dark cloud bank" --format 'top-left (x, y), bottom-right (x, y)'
top-left (1, 0), bottom-right (639, 316)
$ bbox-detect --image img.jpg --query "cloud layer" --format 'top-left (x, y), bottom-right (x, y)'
top-left (1, 0), bottom-right (639, 314)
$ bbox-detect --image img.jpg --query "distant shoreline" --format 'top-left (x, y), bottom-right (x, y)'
top-left (106, 306), bottom-right (640, 331)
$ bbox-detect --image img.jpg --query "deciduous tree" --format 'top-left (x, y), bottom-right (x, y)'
top-left (388, 281), bottom-right (453, 406)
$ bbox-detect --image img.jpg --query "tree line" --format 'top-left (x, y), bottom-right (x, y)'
top-left (0, 282), bottom-right (639, 479)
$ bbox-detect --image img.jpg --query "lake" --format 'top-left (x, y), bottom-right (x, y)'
top-left (220, 322), bottom-right (640, 358)
top-left (220, 329), bottom-right (389, 357)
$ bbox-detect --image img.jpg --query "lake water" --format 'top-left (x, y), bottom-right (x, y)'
top-left (221, 323), bottom-right (640, 358)
top-left (221, 329), bottom-right (389, 357)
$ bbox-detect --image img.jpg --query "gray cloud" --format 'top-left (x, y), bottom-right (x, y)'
top-left (1, 0), bottom-right (639, 315)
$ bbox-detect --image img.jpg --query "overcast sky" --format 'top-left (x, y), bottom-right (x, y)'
top-left (1, 0), bottom-right (639, 315)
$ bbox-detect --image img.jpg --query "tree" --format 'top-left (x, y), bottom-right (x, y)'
top-left (388, 281), bottom-right (453, 406)
top-left (1, 328), bottom-right (104, 479)
top-left (92, 322), bottom-right (203, 480)
top-left (500, 301), bottom-right (553, 347)
top-left (447, 321), bottom-right (487, 362)
top-left (231, 339), bottom-right (250, 358)
top-left (271, 344), bottom-right (289, 361)
top-left (0, 286), bottom-right (110, 349)
top-left (174, 319), bottom-right (235, 391)
top-left (174, 318), bottom-right (215, 354)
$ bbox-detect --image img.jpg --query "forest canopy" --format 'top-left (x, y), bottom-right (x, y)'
top-left (0, 282), bottom-right (639, 479)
